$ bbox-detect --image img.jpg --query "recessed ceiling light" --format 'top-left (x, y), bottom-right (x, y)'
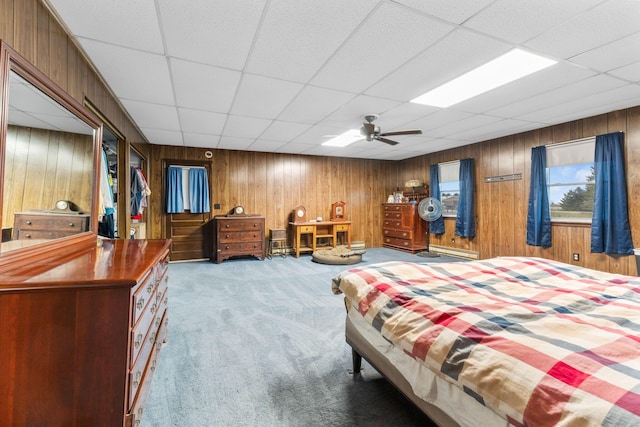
top-left (411, 49), bottom-right (557, 108)
top-left (322, 129), bottom-right (363, 147)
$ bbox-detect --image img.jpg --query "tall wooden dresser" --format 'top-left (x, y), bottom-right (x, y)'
top-left (382, 203), bottom-right (429, 253)
top-left (0, 239), bottom-right (171, 427)
top-left (212, 215), bottom-right (265, 263)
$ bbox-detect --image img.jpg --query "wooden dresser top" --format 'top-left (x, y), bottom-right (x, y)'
top-left (0, 239), bottom-right (171, 289)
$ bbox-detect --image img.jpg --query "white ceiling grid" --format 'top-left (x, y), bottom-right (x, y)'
top-left (44, 0), bottom-right (640, 160)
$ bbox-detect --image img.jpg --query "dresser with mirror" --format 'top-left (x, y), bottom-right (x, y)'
top-left (0, 40), bottom-right (170, 426)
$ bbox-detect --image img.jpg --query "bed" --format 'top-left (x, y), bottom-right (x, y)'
top-left (331, 256), bottom-right (640, 427)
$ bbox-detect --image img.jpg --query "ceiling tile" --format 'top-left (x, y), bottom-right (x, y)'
top-left (609, 63), bottom-right (640, 83)
top-left (122, 100), bottom-right (180, 131)
top-left (178, 108), bottom-right (227, 134)
top-left (393, 0), bottom-right (495, 25)
top-left (78, 39), bottom-right (174, 104)
top-left (223, 115), bottom-right (272, 139)
top-left (311, 2), bottom-right (454, 93)
top-left (159, 0), bottom-right (266, 69)
top-left (230, 74), bottom-right (303, 118)
top-left (170, 58), bottom-right (241, 112)
top-left (142, 128), bottom-right (184, 146)
top-left (524, 0), bottom-right (640, 59)
top-left (463, 0), bottom-right (603, 44)
top-left (366, 28), bottom-right (511, 101)
top-left (570, 32), bottom-right (640, 72)
top-left (246, 0), bottom-right (379, 82)
top-left (259, 121), bottom-right (311, 142)
top-left (277, 86), bottom-right (356, 124)
top-left (456, 62), bottom-right (598, 115)
top-left (182, 133), bottom-right (220, 148)
top-left (216, 136), bottom-right (256, 150)
top-left (48, 0), bottom-right (164, 52)
top-left (321, 95), bottom-right (402, 129)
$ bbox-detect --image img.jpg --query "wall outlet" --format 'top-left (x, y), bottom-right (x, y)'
top-left (214, 203), bottom-right (221, 209)
top-left (572, 253), bottom-right (580, 261)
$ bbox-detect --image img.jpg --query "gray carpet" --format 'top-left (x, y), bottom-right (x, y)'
top-left (140, 248), bottom-right (459, 427)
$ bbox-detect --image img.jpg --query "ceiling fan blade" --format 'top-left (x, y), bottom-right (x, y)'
top-left (376, 136), bottom-right (399, 146)
top-left (379, 129), bottom-right (422, 137)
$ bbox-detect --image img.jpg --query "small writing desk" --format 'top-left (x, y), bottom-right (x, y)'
top-left (289, 221), bottom-right (351, 258)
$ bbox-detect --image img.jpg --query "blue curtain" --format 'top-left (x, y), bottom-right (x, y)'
top-left (166, 166), bottom-right (184, 213)
top-left (429, 164), bottom-right (445, 234)
top-left (455, 158), bottom-right (475, 238)
top-left (526, 146), bottom-right (551, 247)
top-left (591, 132), bottom-right (633, 254)
top-left (189, 168), bottom-right (211, 214)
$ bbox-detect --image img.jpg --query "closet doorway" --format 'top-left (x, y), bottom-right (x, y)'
top-left (162, 159), bottom-right (213, 261)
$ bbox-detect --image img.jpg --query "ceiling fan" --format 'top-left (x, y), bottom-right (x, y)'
top-left (360, 114), bottom-right (422, 146)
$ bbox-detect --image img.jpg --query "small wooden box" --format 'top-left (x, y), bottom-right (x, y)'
top-left (270, 228), bottom-right (287, 241)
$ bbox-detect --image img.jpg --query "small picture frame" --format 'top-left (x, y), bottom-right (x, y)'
top-left (331, 201), bottom-right (345, 222)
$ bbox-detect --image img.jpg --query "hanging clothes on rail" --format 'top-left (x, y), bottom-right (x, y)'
top-left (98, 149), bottom-right (116, 238)
top-left (131, 166), bottom-right (151, 219)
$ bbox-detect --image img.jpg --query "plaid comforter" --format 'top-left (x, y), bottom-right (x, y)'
top-left (332, 257), bottom-right (640, 427)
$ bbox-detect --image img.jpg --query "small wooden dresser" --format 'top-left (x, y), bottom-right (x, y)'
top-left (0, 238), bottom-right (171, 427)
top-left (382, 203), bottom-right (428, 253)
top-left (212, 215), bottom-right (265, 263)
top-left (13, 211), bottom-right (90, 240)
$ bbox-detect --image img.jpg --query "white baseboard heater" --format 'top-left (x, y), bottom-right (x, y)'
top-left (428, 245), bottom-right (479, 260)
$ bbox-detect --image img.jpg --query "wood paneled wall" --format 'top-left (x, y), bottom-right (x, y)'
top-left (4, 0), bottom-right (639, 275)
top-left (401, 107), bottom-right (640, 275)
top-left (3, 125), bottom-right (93, 225)
top-left (145, 145), bottom-right (399, 248)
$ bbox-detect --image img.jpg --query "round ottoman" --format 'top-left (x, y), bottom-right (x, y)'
top-left (311, 245), bottom-right (366, 265)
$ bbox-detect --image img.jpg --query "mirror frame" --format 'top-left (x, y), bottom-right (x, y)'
top-left (0, 40), bottom-right (102, 269)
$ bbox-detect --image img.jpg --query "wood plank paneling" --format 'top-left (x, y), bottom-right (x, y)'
top-left (402, 106), bottom-right (640, 274)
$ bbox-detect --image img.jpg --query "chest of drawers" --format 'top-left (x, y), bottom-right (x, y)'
top-left (13, 211), bottom-right (90, 240)
top-left (0, 239), bottom-right (171, 427)
top-left (382, 203), bottom-right (428, 253)
top-left (212, 215), bottom-right (265, 263)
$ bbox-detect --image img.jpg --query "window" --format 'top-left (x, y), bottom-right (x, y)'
top-left (546, 138), bottom-right (595, 222)
top-left (439, 161), bottom-right (460, 217)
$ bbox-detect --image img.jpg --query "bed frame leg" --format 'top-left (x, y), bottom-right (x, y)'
top-left (352, 349), bottom-right (362, 375)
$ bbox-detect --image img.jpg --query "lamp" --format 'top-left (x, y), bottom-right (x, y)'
top-left (404, 179), bottom-right (424, 201)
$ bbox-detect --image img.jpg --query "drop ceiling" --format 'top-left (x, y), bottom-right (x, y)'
top-left (44, 0), bottom-right (640, 160)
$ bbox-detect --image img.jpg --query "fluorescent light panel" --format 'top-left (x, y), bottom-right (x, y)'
top-left (322, 129), bottom-right (363, 147)
top-left (411, 49), bottom-right (557, 108)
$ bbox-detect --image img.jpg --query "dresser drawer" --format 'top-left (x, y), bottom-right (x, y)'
top-left (384, 236), bottom-right (414, 248)
top-left (218, 230), bottom-right (263, 243)
top-left (383, 204), bottom-right (413, 214)
top-left (131, 294), bottom-right (158, 362)
top-left (218, 241), bottom-right (264, 253)
top-left (13, 212), bottom-right (90, 240)
top-left (335, 224), bottom-right (349, 232)
top-left (383, 228), bottom-right (414, 240)
top-left (132, 271), bottom-right (156, 326)
top-left (218, 219), bottom-right (264, 232)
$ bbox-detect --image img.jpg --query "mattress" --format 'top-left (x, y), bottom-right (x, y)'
top-left (333, 256), bottom-right (640, 426)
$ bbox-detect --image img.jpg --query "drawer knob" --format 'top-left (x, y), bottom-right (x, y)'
top-left (26, 220), bottom-right (32, 225)
top-left (68, 222), bottom-right (75, 227)
top-left (25, 234), bottom-right (31, 238)
top-left (225, 246), bottom-right (230, 250)
top-left (225, 224), bottom-right (230, 228)
top-left (137, 298), bottom-right (145, 310)
top-left (225, 234), bottom-right (230, 238)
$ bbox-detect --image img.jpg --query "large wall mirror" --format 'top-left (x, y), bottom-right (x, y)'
top-left (0, 41), bottom-right (101, 259)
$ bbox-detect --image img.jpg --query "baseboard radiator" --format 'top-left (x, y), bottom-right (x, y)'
top-left (428, 245), bottom-right (479, 260)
